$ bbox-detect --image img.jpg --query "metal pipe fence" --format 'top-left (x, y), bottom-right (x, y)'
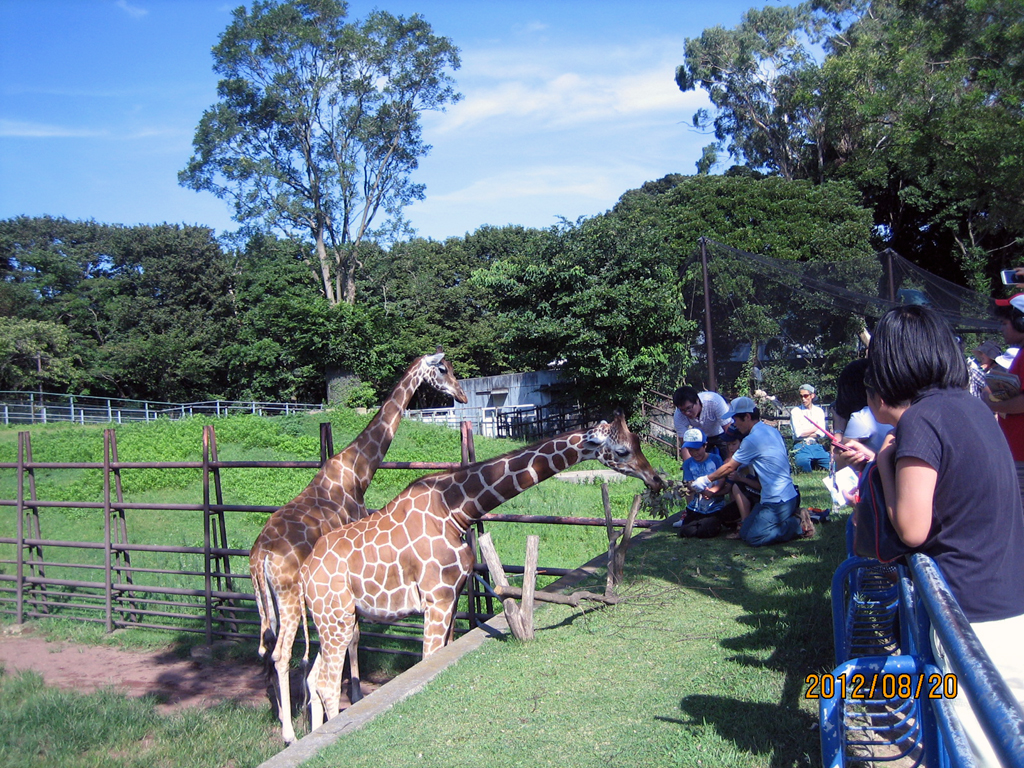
top-left (0, 421), bottom-right (655, 658)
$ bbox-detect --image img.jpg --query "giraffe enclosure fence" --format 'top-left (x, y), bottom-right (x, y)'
top-left (0, 423), bottom-right (657, 658)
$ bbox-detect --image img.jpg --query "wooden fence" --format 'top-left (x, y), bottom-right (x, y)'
top-left (0, 422), bottom-right (657, 657)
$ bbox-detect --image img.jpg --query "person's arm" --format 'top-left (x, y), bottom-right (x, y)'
top-left (987, 392), bottom-right (1024, 415)
top-left (728, 468), bottom-right (760, 491)
top-left (834, 438), bottom-right (874, 471)
top-left (874, 435), bottom-right (935, 548)
top-left (706, 456), bottom-right (740, 484)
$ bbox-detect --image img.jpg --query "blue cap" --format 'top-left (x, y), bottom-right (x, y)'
top-left (723, 396), bottom-right (756, 419)
top-left (682, 427), bottom-right (706, 449)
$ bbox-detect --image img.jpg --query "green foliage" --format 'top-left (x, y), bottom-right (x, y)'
top-left (179, 0), bottom-right (461, 305)
top-left (0, 217), bottom-right (236, 401)
top-left (678, 0), bottom-right (1024, 285)
top-left (0, 317), bottom-right (78, 391)
top-left (472, 217), bottom-right (695, 407)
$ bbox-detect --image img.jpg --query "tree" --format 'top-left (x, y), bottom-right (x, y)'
top-left (472, 217), bottom-right (694, 407)
top-left (677, 0), bottom-right (1024, 286)
top-left (0, 318), bottom-right (77, 391)
top-left (675, 4), bottom-right (827, 181)
top-left (179, 0), bottom-right (461, 306)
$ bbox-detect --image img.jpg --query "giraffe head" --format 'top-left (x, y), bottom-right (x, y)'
top-left (420, 347), bottom-right (468, 404)
top-left (582, 409), bottom-right (665, 492)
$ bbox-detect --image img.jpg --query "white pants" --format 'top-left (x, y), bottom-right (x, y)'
top-left (931, 612), bottom-right (1024, 767)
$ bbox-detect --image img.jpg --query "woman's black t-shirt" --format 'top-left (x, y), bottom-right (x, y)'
top-left (895, 387), bottom-right (1024, 622)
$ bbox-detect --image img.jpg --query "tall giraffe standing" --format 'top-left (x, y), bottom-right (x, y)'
top-left (250, 349), bottom-right (467, 744)
top-left (300, 410), bottom-right (665, 727)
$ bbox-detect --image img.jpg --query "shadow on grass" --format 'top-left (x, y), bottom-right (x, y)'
top-left (621, 479), bottom-right (845, 767)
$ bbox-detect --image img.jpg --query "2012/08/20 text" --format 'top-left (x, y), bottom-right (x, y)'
top-left (804, 672), bottom-right (958, 700)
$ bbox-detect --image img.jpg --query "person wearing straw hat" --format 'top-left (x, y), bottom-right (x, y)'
top-left (789, 384), bottom-right (830, 472)
top-left (690, 396), bottom-right (812, 545)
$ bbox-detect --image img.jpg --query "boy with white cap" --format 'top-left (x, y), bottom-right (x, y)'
top-left (677, 428), bottom-right (738, 538)
top-left (690, 396), bottom-right (812, 545)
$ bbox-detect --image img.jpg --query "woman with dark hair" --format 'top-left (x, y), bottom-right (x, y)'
top-left (866, 305), bottom-right (1024, 767)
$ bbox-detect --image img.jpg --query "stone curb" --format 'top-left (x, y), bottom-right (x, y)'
top-left (257, 518), bottom-right (669, 768)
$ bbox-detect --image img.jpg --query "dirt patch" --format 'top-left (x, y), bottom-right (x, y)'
top-left (0, 624), bottom-right (270, 713)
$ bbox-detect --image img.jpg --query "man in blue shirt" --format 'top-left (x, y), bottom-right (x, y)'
top-left (690, 396), bottom-right (813, 545)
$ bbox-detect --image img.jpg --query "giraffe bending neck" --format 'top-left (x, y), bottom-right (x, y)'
top-left (437, 431), bottom-right (594, 532)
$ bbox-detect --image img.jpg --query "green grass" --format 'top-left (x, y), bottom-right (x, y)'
top-left (0, 415), bottom-right (843, 767)
top-left (0, 667), bottom-right (281, 768)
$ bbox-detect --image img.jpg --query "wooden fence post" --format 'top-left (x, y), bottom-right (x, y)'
top-left (477, 532), bottom-right (529, 640)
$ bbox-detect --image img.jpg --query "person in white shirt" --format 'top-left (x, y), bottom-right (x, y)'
top-left (790, 383), bottom-right (830, 472)
top-left (672, 386), bottom-right (732, 461)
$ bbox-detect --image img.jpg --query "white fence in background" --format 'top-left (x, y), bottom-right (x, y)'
top-left (405, 405), bottom-right (538, 438)
top-left (0, 391), bottom-right (324, 426)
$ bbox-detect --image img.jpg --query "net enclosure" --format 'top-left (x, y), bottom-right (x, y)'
top-left (680, 239), bottom-right (1001, 398)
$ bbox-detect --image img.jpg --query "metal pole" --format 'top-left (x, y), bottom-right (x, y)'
top-left (202, 426), bottom-right (213, 646)
top-left (887, 249), bottom-right (896, 303)
top-left (16, 433), bottom-right (25, 623)
top-left (103, 430), bottom-right (113, 632)
top-left (700, 237), bottom-right (718, 392)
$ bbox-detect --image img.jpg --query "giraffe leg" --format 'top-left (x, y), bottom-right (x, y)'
top-left (347, 621), bottom-right (363, 704)
top-left (306, 651), bottom-right (325, 731)
top-left (312, 609), bottom-right (357, 721)
top-left (422, 598), bottom-right (458, 657)
top-left (270, 588), bottom-right (304, 744)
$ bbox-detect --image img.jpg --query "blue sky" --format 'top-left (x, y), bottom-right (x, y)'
top-left (0, 0), bottom-right (768, 242)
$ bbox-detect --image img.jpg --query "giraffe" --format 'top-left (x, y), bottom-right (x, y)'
top-left (300, 409), bottom-right (665, 727)
top-left (250, 349), bottom-right (467, 744)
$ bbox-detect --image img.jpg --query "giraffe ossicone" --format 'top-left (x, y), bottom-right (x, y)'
top-left (249, 348), bottom-right (467, 744)
top-left (301, 409), bottom-right (665, 729)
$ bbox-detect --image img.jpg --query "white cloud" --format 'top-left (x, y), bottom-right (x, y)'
top-left (115, 0), bottom-right (148, 19)
top-left (430, 165), bottom-right (629, 206)
top-left (430, 39), bottom-right (705, 135)
top-left (0, 120), bottom-right (107, 138)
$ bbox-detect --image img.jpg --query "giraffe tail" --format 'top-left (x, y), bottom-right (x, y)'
top-left (259, 556), bottom-right (281, 685)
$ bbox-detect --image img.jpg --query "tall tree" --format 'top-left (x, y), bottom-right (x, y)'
top-left (179, 0), bottom-right (461, 306)
top-left (675, 4), bottom-right (827, 181)
top-left (677, 0), bottom-right (1024, 284)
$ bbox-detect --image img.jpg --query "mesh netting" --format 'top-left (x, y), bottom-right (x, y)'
top-left (678, 239), bottom-right (1000, 396)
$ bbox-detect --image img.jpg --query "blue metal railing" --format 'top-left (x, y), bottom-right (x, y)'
top-left (823, 552), bottom-right (1024, 767)
top-left (907, 555), bottom-right (1024, 768)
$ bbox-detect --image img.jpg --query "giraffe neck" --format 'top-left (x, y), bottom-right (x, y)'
top-left (435, 430), bottom-right (591, 529)
top-left (342, 366), bottom-right (423, 474)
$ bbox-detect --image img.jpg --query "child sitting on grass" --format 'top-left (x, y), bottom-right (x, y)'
top-left (677, 428), bottom-right (740, 538)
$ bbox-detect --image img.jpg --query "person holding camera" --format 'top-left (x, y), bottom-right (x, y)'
top-left (988, 294), bottom-right (1024, 508)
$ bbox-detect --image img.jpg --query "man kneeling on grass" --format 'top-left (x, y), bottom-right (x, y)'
top-left (690, 396), bottom-right (814, 546)
top-left (676, 427), bottom-right (740, 538)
